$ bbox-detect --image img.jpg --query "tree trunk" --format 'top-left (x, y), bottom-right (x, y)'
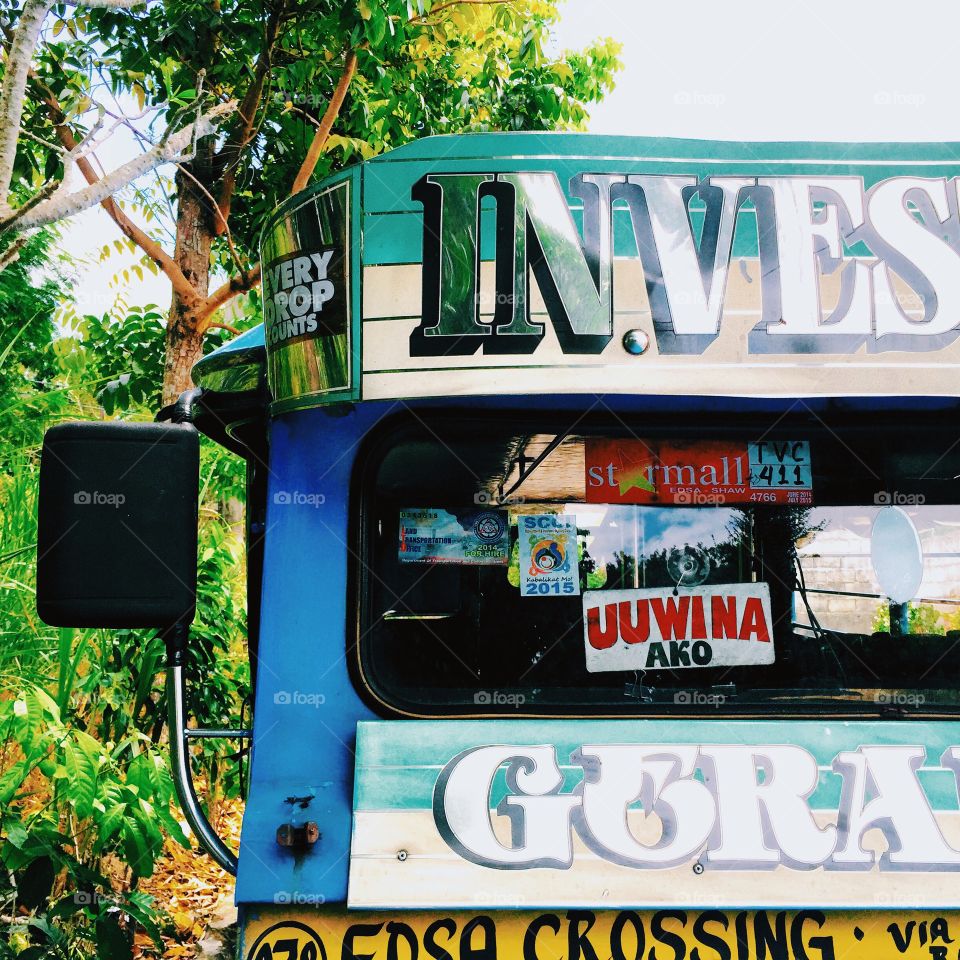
top-left (162, 165), bottom-right (214, 407)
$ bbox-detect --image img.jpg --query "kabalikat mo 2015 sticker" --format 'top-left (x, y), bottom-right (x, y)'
top-left (433, 744), bottom-right (960, 871)
top-left (410, 172), bottom-right (960, 357)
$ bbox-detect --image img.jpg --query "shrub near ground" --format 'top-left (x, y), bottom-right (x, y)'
top-left (0, 290), bottom-right (250, 959)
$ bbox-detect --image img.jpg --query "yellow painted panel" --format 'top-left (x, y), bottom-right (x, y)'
top-left (240, 907), bottom-right (960, 959)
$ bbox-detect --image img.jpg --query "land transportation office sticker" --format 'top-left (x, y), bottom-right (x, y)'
top-left (398, 508), bottom-right (508, 565)
top-left (583, 582), bottom-right (775, 672)
top-left (518, 513), bottom-right (580, 596)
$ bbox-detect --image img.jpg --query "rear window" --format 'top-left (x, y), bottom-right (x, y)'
top-left (353, 413), bottom-right (960, 716)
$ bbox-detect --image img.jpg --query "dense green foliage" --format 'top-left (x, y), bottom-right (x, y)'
top-left (0, 260), bottom-right (248, 956)
top-left (4, 0), bottom-right (619, 393)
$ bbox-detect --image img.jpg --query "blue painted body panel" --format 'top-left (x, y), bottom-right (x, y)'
top-left (235, 403), bottom-right (383, 905)
top-left (235, 391), bottom-right (960, 905)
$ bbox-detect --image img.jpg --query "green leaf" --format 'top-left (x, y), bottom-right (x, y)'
top-left (3, 818), bottom-right (29, 848)
top-left (96, 912), bottom-right (132, 960)
top-left (126, 752), bottom-right (160, 797)
top-left (123, 891), bottom-right (165, 946)
top-left (63, 737), bottom-right (98, 820)
top-left (365, 8), bottom-right (386, 46)
top-left (96, 803), bottom-right (127, 846)
top-left (121, 818), bottom-right (153, 879)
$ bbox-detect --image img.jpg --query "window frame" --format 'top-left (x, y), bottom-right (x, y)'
top-left (348, 406), bottom-right (960, 720)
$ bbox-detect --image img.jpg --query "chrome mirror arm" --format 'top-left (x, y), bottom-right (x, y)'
top-left (165, 622), bottom-right (243, 875)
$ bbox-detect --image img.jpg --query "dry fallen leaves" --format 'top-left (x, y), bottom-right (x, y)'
top-left (134, 796), bottom-right (243, 959)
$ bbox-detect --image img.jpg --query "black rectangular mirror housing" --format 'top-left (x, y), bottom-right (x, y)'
top-left (36, 421), bottom-right (200, 629)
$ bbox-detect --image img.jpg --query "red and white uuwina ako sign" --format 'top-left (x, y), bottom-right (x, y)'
top-left (583, 583), bottom-right (775, 673)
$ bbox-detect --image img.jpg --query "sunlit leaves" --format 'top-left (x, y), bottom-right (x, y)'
top-left (64, 0), bottom-right (620, 268)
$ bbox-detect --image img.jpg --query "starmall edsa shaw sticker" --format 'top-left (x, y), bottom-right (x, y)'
top-left (518, 514), bottom-right (580, 596)
top-left (583, 582), bottom-right (775, 673)
top-left (398, 508), bottom-right (508, 564)
top-left (585, 438), bottom-right (813, 505)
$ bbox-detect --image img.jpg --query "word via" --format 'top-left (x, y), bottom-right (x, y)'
top-left (887, 917), bottom-right (954, 955)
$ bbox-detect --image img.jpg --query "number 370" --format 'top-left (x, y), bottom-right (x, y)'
top-left (256, 939), bottom-right (320, 960)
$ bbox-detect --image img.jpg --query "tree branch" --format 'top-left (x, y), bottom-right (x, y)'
top-left (174, 157), bottom-right (246, 275)
top-left (213, 1), bottom-right (286, 234)
top-left (0, 234), bottom-right (29, 271)
top-left (408, 0), bottom-right (513, 22)
top-left (67, 0), bottom-right (146, 6)
top-left (205, 321), bottom-right (242, 335)
top-left (193, 45), bottom-right (360, 326)
top-left (0, 0), bottom-right (145, 206)
top-left (12, 101), bottom-right (237, 233)
top-left (0, 0), bottom-right (60, 204)
top-left (289, 49), bottom-right (357, 195)
top-left (29, 74), bottom-right (204, 309)
top-left (0, 178), bottom-right (58, 233)
top-left (195, 264), bottom-right (261, 329)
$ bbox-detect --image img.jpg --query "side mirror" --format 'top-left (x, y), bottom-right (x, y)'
top-left (36, 421), bottom-right (200, 629)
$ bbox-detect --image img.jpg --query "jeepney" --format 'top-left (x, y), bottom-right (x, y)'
top-left (36, 134), bottom-right (960, 959)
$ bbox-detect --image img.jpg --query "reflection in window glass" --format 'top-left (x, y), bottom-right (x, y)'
top-left (795, 506), bottom-right (960, 637)
top-left (358, 420), bottom-right (960, 716)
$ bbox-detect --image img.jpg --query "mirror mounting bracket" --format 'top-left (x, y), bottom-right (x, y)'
top-left (165, 621), bottom-right (244, 875)
top-left (156, 390), bottom-right (246, 875)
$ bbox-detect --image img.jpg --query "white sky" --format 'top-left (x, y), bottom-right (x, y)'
top-left (551, 0), bottom-right (958, 142)
top-left (62, 0), bottom-right (960, 315)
